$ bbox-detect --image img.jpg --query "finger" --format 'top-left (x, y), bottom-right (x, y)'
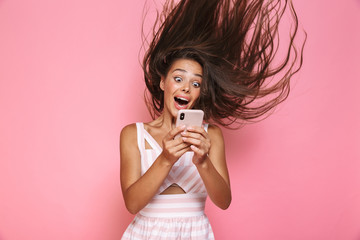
top-left (163, 135), bottom-right (187, 152)
top-left (182, 137), bottom-right (202, 147)
top-left (181, 130), bottom-right (210, 147)
top-left (165, 125), bottom-right (187, 140)
top-left (185, 126), bottom-right (208, 138)
top-left (166, 144), bottom-right (191, 160)
top-left (172, 141), bottom-right (191, 153)
top-left (190, 145), bottom-right (206, 158)
top-left (190, 145), bottom-right (200, 153)
top-left (186, 125), bottom-right (204, 132)
top-left (181, 131), bottom-right (203, 141)
top-left (164, 134), bottom-right (190, 149)
top-left (177, 146), bottom-right (192, 156)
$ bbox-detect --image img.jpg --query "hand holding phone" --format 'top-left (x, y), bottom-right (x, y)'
top-left (175, 109), bottom-right (204, 138)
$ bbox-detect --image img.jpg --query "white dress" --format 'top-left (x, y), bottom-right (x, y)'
top-left (121, 123), bottom-right (214, 240)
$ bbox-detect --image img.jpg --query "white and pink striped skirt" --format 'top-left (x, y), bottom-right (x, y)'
top-left (121, 193), bottom-right (215, 240)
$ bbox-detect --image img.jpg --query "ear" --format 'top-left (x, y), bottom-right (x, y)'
top-left (160, 76), bottom-right (165, 91)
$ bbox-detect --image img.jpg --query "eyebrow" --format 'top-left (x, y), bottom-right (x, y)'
top-left (172, 68), bottom-right (203, 78)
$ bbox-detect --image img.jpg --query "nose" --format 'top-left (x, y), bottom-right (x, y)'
top-left (181, 81), bottom-right (190, 93)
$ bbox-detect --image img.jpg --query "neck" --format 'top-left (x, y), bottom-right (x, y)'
top-left (154, 110), bottom-right (176, 130)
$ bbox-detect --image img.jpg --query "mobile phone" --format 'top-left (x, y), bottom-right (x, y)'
top-left (175, 109), bottom-right (204, 137)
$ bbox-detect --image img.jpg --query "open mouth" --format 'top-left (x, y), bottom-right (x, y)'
top-left (174, 97), bottom-right (189, 107)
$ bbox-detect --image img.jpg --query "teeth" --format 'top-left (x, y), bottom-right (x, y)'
top-left (174, 97), bottom-right (189, 105)
top-left (178, 97), bottom-right (188, 102)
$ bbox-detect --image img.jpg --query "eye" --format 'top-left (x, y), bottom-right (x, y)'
top-left (174, 76), bottom-right (182, 82)
top-left (192, 82), bottom-right (201, 88)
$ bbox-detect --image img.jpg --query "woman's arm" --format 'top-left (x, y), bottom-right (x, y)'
top-left (182, 125), bottom-right (231, 209)
top-left (120, 124), bottom-right (190, 214)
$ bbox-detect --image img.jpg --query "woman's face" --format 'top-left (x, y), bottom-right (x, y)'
top-left (160, 58), bottom-right (203, 118)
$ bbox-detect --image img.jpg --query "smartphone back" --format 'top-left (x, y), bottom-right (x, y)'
top-left (175, 109), bottom-right (204, 128)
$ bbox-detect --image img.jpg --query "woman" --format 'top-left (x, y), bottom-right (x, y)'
top-left (120, 0), bottom-right (305, 239)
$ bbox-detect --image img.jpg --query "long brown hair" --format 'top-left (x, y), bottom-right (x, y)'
top-left (142, 0), bottom-right (306, 127)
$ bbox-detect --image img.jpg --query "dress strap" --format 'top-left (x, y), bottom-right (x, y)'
top-left (136, 123), bottom-right (145, 158)
top-left (136, 122), bottom-right (162, 153)
top-left (143, 130), bottom-right (162, 153)
top-left (203, 123), bottom-right (209, 132)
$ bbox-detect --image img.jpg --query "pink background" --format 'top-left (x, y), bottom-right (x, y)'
top-left (1, 0), bottom-right (359, 239)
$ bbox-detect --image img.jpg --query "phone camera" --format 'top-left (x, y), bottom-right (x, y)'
top-left (180, 113), bottom-right (185, 120)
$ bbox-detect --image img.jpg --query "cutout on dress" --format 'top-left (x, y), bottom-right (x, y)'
top-left (145, 139), bottom-right (153, 150)
top-left (160, 183), bottom-right (186, 194)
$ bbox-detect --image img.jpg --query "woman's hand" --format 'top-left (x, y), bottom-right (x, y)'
top-left (181, 126), bottom-right (211, 165)
top-left (160, 125), bottom-right (191, 165)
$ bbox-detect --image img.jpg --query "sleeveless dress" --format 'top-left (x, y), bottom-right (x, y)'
top-left (121, 123), bottom-right (215, 240)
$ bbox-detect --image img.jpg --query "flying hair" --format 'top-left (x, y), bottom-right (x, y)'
top-left (142, 0), bottom-right (306, 127)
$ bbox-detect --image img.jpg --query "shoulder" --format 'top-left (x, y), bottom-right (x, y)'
top-left (207, 124), bottom-right (223, 137)
top-left (206, 124), bottom-right (225, 144)
top-left (120, 123), bottom-right (138, 143)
